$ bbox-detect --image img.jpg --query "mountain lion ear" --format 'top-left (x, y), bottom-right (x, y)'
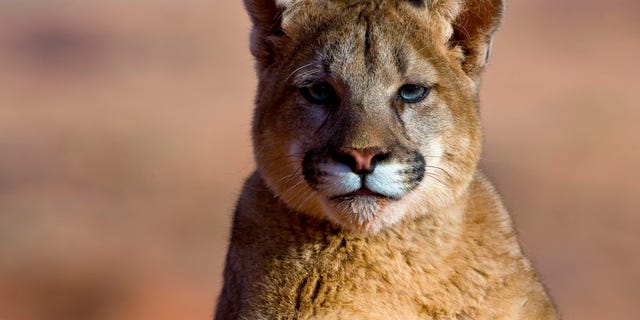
top-left (243, 0), bottom-right (295, 70)
top-left (448, 0), bottom-right (505, 76)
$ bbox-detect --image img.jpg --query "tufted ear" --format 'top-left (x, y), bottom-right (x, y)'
top-left (448, 0), bottom-right (505, 76)
top-left (243, 0), bottom-right (295, 70)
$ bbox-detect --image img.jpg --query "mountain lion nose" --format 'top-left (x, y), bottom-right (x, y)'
top-left (334, 148), bottom-right (388, 174)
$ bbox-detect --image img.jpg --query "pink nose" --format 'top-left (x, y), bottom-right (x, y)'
top-left (347, 149), bottom-right (377, 173)
top-left (335, 148), bottom-right (387, 174)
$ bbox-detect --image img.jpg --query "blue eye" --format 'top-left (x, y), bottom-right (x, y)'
top-left (398, 84), bottom-right (430, 103)
top-left (300, 83), bottom-right (336, 104)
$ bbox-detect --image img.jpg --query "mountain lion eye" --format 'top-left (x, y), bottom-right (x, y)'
top-left (398, 84), bottom-right (430, 103)
top-left (300, 83), bottom-right (336, 104)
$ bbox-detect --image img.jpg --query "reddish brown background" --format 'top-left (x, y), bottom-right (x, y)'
top-left (0, 1), bottom-right (638, 319)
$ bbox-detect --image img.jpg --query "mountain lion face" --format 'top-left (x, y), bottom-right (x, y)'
top-left (250, 0), bottom-right (496, 232)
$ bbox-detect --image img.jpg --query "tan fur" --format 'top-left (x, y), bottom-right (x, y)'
top-left (216, 0), bottom-right (558, 318)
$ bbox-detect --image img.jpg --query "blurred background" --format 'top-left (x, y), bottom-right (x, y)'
top-left (0, 0), bottom-right (638, 319)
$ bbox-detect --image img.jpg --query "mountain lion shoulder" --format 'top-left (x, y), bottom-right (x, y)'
top-left (215, 0), bottom-right (558, 319)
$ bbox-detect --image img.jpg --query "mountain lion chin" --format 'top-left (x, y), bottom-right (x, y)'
top-left (321, 194), bottom-right (406, 233)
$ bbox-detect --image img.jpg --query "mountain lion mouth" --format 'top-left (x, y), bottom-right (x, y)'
top-left (302, 148), bottom-right (425, 203)
top-left (330, 187), bottom-right (391, 200)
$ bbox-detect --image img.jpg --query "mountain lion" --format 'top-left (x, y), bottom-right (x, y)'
top-left (215, 0), bottom-right (558, 319)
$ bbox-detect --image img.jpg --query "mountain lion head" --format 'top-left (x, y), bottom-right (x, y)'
top-left (245, 0), bottom-right (504, 233)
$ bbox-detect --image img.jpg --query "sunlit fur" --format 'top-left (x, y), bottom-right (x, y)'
top-left (216, 0), bottom-right (558, 319)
